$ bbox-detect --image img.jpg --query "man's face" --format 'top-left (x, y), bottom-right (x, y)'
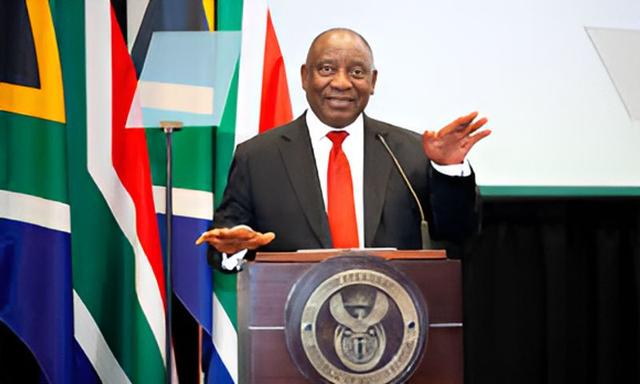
top-left (301, 31), bottom-right (378, 128)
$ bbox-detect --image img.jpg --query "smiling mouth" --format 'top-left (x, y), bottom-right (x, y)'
top-left (325, 97), bottom-right (354, 109)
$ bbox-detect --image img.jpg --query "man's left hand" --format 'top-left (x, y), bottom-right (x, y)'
top-left (423, 111), bottom-right (491, 165)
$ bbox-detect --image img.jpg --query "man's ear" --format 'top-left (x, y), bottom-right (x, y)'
top-left (370, 69), bottom-right (378, 95)
top-left (300, 64), bottom-right (308, 91)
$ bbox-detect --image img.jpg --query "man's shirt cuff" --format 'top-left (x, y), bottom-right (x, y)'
top-left (221, 249), bottom-right (248, 271)
top-left (430, 159), bottom-right (471, 177)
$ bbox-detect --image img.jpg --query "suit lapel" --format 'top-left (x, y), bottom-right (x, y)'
top-left (363, 116), bottom-right (394, 246)
top-left (277, 116), bottom-right (333, 248)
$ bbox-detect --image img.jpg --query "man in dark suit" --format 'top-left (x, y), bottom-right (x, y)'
top-left (197, 28), bottom-right (490, 270)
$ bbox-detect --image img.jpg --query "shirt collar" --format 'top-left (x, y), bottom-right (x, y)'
top-left (305, 108), bottom-right (364, 143)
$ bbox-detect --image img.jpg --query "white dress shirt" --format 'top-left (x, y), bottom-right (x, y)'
top-left (306, 110), bottom-right (366, 246)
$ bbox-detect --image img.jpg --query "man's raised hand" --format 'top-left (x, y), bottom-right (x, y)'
top-left (423, 111), bottom-right (491, 165)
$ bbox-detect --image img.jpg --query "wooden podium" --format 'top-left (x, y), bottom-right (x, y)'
top-left (237, 250), bottom-right (463, 383)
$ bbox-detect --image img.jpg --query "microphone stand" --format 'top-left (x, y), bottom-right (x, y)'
top-left (160, 120), bottom-right (182, 384)
top-left (377, 134), bottom-right (432, 250)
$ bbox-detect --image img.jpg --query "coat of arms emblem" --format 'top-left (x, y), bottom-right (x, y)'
top-left (284, 255), bottom-right (428, 384)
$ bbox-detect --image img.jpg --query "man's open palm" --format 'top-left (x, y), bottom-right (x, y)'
top-left (423, 111), bottom-right (491, 165)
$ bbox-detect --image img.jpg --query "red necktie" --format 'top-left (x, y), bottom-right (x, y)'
top-left (326, 131), bottom-right (359, 248)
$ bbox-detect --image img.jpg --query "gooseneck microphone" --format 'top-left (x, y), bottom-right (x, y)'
top-left (376, 134), bottom-right (432, 250)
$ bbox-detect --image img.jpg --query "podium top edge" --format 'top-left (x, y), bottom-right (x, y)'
top-left (253, 249), bottom-right (447, 263)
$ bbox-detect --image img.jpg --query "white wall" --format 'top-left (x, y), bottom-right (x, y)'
top-left (268, 0), bottom-right (640, 187)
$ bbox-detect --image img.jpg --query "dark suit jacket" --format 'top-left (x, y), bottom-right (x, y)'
top-left (210, 113), bottom-right (477, 266)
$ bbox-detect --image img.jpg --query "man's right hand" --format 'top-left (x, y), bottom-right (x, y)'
top-left (195, 225), bottom-right (275, 255)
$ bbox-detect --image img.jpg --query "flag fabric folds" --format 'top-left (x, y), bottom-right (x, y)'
top-left (75, 2), bottom-right (167, 382)
top-left (2, 1), bottom-right (168, 382)
top-left (126, 0), bottom-right (219, 382)
top-left (0, 0), bottom-right (292, 382)
top-left (0, 1), bottom-right (93, 383)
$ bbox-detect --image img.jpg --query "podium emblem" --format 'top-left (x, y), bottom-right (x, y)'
top-left (285, 255), bottom-right (428, 384)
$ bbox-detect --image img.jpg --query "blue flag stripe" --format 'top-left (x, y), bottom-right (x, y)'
top-left (156, 214), bottom-right (213, 334)
top-left (207, 348), bottom-right (236, 384)
top-left (0, 218), bottom-right (96, 384)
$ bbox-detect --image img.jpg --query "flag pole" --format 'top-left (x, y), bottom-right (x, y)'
top-left (160, 120), bottom-right (182, 384)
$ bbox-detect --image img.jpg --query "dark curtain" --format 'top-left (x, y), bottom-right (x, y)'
top-left (464, 198), bottom-right (640, 384)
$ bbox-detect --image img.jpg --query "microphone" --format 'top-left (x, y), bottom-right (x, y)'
top-left (376, 133), bottom-right (432, 250)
